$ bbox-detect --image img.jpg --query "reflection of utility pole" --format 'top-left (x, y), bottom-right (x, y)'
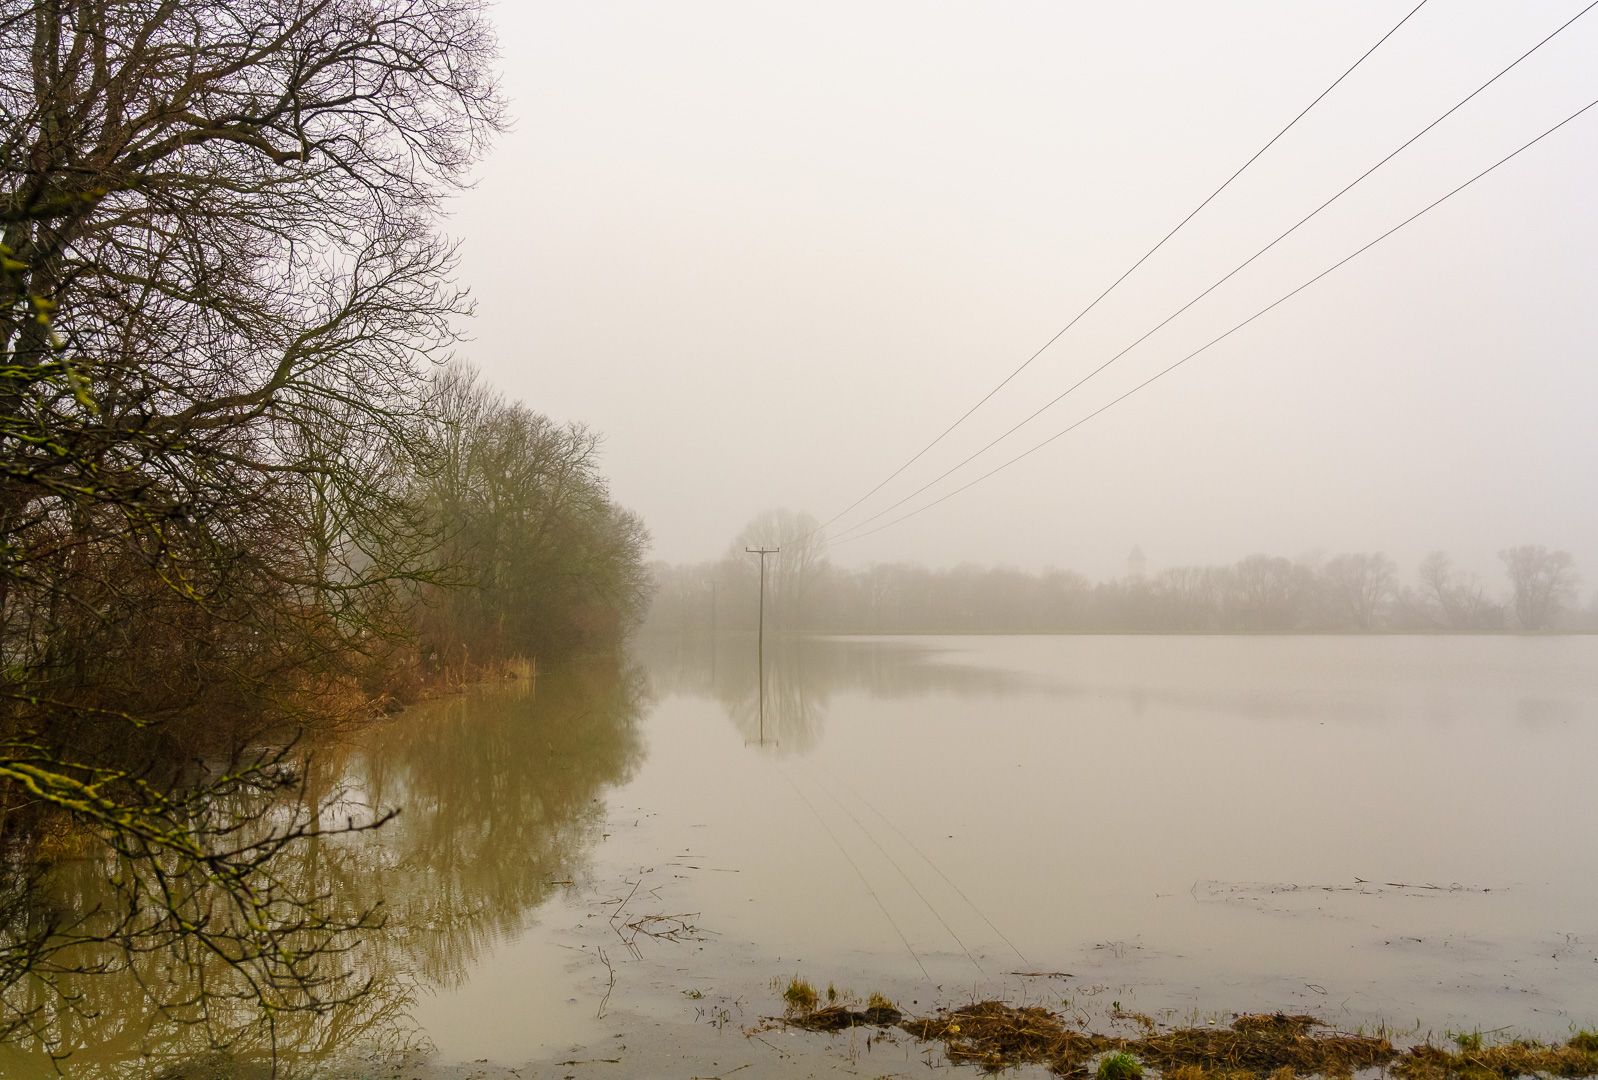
top-left (745, 546), bottom-right (779, 745)
top-left (708, 578), bottom-right (717, 682)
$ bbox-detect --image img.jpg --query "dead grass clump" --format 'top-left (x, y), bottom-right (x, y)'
top-left (1164, 1066), bottom-right (1284, 1080)
top-left (896, 1004), bottom-right (1391, 1078)
top-left (785, 1002), bottom-right (904, 1032)
top-left (900, 1001), bottom-right (1099, 1074)
top-left (1232, 1015), bottom-right (1322, 1037)
top-left (1136, 1013), bottom-right (1394, 1077)
top-left (778, 977), bottom-right (901, 1031)
top-left (862, 1002), bottom-right (904, 1026)
top-left (1393, 1037), bottom-right (1598, 1080)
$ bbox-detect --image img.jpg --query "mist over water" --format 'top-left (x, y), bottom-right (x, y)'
top-left (7, 0), bottom-right (1597, 1074)
top-left (458, 0), bottom-right (1598, 578)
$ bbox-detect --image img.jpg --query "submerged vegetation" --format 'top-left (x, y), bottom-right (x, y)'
top-left (0, 0), bottom-right (647, 1060)
top-left (783, 992), bottom-right (1598, 1080)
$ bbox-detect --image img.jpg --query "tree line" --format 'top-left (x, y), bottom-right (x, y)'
top-left (647, 511), bottom-right (1588, 635)
top-left (0, 0), bottom-right (646, 1054)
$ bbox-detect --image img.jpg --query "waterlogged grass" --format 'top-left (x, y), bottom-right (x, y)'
top-left (1393, 1034), bottom-right (1598, 1080)
top-left (776, 979), bottom-right (904, 1032)
top-left (780, 990), bottom-right (1598, 1079)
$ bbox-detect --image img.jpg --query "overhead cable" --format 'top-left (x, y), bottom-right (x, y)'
top-left (806, 0), bottom-right (1433, 542)
top-left (827, 0), bottom-right (1598, 543)
top-left (829, 93), bottom-right (1598, 547)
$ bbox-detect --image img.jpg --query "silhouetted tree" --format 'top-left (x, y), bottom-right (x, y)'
top-left (1321, 552), bottom-right (1396, 630)
top-left (729, 509), bottom-right (827, 631)
top-left (1499, 545), bottom-right (1580, 630)
top-left (1224, 555), bottom-right (1314, 631)
top-left (1415, 551), bottom-right (1501, 630)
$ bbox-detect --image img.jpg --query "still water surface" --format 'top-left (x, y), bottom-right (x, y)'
top-left (19, 635), bottom-right (1598, 1076)
top-left (413, 634), bottom-right (1598, 1068)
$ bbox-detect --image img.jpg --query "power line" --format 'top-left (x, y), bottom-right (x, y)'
top-left (801, 761), bottom-right (986, 977)
top-left (830, 92), bottom-right (1598, 548)
top-left (772, 760), bottom-right (933, 982)
top-left (813, 761), bottom-right (1028, 966)
top-left (827, 0), bottom-right (1598, 544)
top-left (806, 0), bottom-right (1433, 543)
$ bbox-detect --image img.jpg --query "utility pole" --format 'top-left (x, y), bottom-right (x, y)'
top-left (745, 546), bottom-right (779, 744)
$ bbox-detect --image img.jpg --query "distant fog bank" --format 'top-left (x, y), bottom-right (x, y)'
top-left (645, 513), bottom-right (1591, 635)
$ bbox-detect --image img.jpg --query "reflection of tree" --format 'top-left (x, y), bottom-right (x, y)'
top-left (0, 659), bottom-right (648, 1078)
top-left (338, 661), bottom-right (649, 984)
top-left (637, 635), bottom-right (1028, 754)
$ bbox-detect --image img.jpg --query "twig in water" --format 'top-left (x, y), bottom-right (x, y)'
top-left (624, 912), bottom-right (711, 944)
top-left (596, 946), bottom-right (616, 1018)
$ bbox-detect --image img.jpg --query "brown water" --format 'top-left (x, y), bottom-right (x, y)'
top-left (8, 634), bottom-right (1598, 1077)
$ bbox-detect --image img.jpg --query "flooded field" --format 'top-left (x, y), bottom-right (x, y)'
top-left (12, 634), bottom-right (1598, 1078)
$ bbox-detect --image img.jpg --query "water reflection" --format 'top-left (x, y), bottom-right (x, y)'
top-left (637, 633), bottom-right (1598, 741)
top-left (0, 657), bottom-right (648, 1078)
top-left (635, 634), bottom-right (1031, 751)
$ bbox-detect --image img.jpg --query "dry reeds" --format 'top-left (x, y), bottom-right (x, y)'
top-left (1133, 1014), bottom-right (1393, 1077)
top-left (1393, 1036), bottom-right (1598, 1080)
top-left (899, 1001), bottom-right (1099, 1074)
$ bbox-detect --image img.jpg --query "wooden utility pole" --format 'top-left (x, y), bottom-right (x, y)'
top-left (745, 546), bottom-right (779, 744)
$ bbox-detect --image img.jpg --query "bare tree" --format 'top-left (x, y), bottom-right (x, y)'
top-left (1151, 566), bottom-right (1221, 631)
top-left (730, 509), bottom-right (828, 631)
top-left (0, 0), bottom-right (504, 1050)
top-left (415, 363), bottom-right (651, 664)
top-left (1416, 551), bottom-right (1500, 630)
top-left (1224, 555), bottom-right (1314, 631)
top-left (1321, 552), bottom-right (1396, 630)
top-left (1499, 545), bottom-right (1580, 631)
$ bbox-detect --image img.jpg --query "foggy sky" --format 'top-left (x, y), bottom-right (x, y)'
top-left (448, 0), bottom-right (1598, 587)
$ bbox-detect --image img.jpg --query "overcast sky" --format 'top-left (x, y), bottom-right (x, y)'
top-left (447, 0), bottom-right (1598, 586)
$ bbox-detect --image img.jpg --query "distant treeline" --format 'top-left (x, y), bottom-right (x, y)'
top-left (647, 512), bottom-right (1589, 635)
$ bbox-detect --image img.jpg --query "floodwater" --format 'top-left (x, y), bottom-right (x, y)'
top-left (12, 634), bottom-right (1598, 1077)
